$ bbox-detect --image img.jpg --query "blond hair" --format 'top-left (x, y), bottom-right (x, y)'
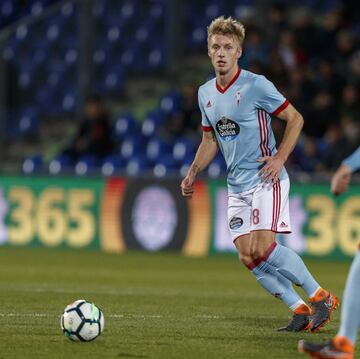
top-left (207, 16), bottom-right (245, 47)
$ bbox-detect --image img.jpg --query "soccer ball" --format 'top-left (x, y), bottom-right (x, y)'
top-left (60, 299), bottom-right (104, 341)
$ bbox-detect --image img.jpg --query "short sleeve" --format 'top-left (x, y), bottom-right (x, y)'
top-left (254, 75), bottom-right (289, 116)
top-left (343, 146), bottom-right (360, 172)
top-left (198, 89), bottom-right (212, 132)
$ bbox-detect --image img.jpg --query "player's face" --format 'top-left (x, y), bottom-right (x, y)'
top-left (208, 34), bottom-right (242, 75)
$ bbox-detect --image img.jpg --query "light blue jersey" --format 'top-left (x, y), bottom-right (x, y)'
top-left (343, 146), bottom-right (360, 172)
top-left (199, 68), bottom-right (289, 193)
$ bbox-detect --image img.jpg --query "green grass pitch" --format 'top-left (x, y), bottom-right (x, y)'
top-left (0, 247), bottom-right (354, 359)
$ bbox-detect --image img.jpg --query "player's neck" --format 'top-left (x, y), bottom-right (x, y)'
top-left (216, 66), bottom-right (240, 90)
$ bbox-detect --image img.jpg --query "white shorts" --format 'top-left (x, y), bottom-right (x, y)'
top-left (228, 178), bottom-right (291, 241)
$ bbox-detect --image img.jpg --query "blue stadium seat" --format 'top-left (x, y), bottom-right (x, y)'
top-left (92, 0), bottom-right (105, 19)
top-left (1, 1), bottom-right (14, 18)
top-left (44, 16), bottom-right (66, 39)
top-left (98, 66), bottom-right (126, 94)
top-left (75, 155), bottom-right (99, 176)
top-left (126, 155), bottom-right (149, 176)
top-left (149, 2), bottom-right (164, 19)
top-left (120, 1), bottom-right (138, 21)
top-left (61, 88), bottom-right (77, 112)
top-left (47, 70), bottom-right (63, 89)
top-left (172, 137), bottom-right (197, 163)
top-left (189, 25), bottom-right (207, 48)
top-left (48, 154), bottom-right (73, 175)
top-left (9, 108), bottom-right (40, 137)
top-left (233, 4), bottom-right (256, 21)
top-left (101, 154), bottom-right (126, 176)
top-left (64, 48), bottom-right (78, 65)
top-left (120, 136), bottom-right (145, 160)
top-left (135, 26), bottom-right (149, 43)
top-left (15, 24), bottom-right (28, 42)
top-left (153, 154), bottom-right (179, 178)
top-left (120, 48), bottom-right (137, 68)
top-left (93, 47), bottom-right (108, 66)
top-left (205, 3), bottom-right (222, 20)
top-left (61, 2), bottom-right (75, 19)
top-left (114, 113), bottom-right (137, 139)
top-left (107, 25), bottom-right (122, 44)
top-left (22, 155), bottom-right (43, 174)
top-left (160, 92), bottom-right (182, 115)
top-left (146, 47), bottom-right (164, 69)
top-left (141, 110), bottom-right (164, 138)
top-left (36, 86), bottom-right (55, 111)
top-left (18, 110), bottom-right (38, 135)
top-left (179, 155), bottom-right (194, 177)
top-left (31, 2), bottom-right (44, 16)
top-left (18, 71), bottom-right (33, 90)
top-left (146, 137), bottom-right (172, 162)
top-left (32, 47), bottom-right (47, 67)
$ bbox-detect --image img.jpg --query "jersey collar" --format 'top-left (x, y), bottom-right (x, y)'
top-left (216, 67), bottom-right (241, 94)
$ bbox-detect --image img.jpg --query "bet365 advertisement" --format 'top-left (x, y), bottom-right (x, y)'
top-left (0, 176), bottom-right (358, 258)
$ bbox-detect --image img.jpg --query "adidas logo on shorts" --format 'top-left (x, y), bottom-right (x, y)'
top-left (279, 221), bottom-right (288, 228)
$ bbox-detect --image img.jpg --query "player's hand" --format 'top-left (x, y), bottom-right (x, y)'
top-left (331, 164), bottom-right (352, 196)
top-left (181, 174), bottom-right (196, 199)
top-left (257, 155), bottom-right (285, 183)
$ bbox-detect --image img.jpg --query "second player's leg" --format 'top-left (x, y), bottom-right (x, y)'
top-left (298, 251), bottom-right (360, 358)
top-left (337, 250), bottom-right (360, 344)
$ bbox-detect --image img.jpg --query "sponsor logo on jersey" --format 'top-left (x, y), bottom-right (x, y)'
top-left (206, 100), bottom-right (212, 108)
top-left (229, 216), bottom-right (243, 229)
top-left (215, 116), bottom-right (240, 141)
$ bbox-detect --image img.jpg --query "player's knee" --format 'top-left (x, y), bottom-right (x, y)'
top-left (249, 247), bottom-right (264, 261)
top-left (237, 251), bottom-right (252, 267)
top-left (249, 236), bottom-right (275, 261)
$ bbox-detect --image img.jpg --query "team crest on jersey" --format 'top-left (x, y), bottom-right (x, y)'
top-left (215, 116), bottom-right (240, 141)
top-left (229, 216), bottom-right (243, 229)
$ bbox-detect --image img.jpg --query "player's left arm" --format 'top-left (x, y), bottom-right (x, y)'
top-left (258, 103), bottom-right (303, 182)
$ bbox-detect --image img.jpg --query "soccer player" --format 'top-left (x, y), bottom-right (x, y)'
top-left (181, 16), bottom-right (339, 332)
top-left (298, 146), bottom-right (360, 358)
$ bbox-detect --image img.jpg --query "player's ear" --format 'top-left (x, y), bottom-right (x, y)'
top-left (237, 46), bottom-right (242, 59)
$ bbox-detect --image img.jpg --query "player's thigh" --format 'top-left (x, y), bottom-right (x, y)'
top-left (233, 233), bottom-right (252, 264)
top-left (251, 178), bottom-right (291, 233)
top-left (228, 193), bottom-right (252, 242)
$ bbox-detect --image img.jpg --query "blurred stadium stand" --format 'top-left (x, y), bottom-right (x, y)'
top-left (0, 0), bottom-right (359, 180)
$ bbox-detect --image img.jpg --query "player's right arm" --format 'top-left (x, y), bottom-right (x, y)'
top-left (331, 146), bottom-right (360, 195)
top-left (181, 130), bottom-right (218, 199)
top-left (331, 164), bottom-right (352, 196)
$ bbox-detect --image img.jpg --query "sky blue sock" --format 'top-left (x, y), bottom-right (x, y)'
top-left (251, 260), bottom-right (304, 308)
top-left (337, 251), bottom-right (360, 345)
top-left (266, 244), bottom-right (320, 298)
